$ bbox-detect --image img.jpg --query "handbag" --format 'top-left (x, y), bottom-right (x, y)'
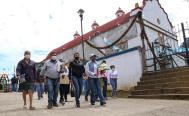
top-left (70, 83), bottom-right (75, 97)
top-left (19, 74), bottom-right (26, 83)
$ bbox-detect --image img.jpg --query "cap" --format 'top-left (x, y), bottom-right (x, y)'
top-left (90, 54), bottom-right (96, 58)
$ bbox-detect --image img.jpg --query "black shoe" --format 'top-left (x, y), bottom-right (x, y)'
top-left (59, 99), bottom-right (63, 103)
top-left (76, 104), bottom-right (80, 108)
top-left (53, 103), bottom-right (59, 107)
top-left (47, 104), bottom-right (53, 109)
top-left (41, 95), bottom-right (43, 98)
top-left (85, 97), bottom-right (88, 101)
top-left (100, 101), bottom-right (106, 106)
top-left (61, 102), bottom-right (65, 105)
top-left (65, 99), bottom-right (68, 102)
top-left (91, 103), bottom-right (95, 105)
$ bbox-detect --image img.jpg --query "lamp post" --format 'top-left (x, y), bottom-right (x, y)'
top-left (78, 9), bottom-right (85, 63)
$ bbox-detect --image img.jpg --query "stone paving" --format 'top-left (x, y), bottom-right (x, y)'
top-left (0, 93), bottom-right (189, 116)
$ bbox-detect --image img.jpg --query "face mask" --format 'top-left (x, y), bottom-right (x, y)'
top-left (51, 56), bottom-right (57, 61)
top-left (25, 55), bottom-right (31, 59)
top-left (75, 57), bottom-right (79, 60)
top-left (111, 68), bottom-right (115, 71)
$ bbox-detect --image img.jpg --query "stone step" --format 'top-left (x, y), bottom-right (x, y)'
top-left (128, 94), bottom-right (189, 100)
top-left (141, 70), bottom-right (189, 81)
top-left (131, 87), bottom-right (189, 95)
top-left (138, 76), bottom-right (189, 86)
top-left (143, 67), bottom-right (189, 76)
top-left (135, 81), bottom-right (189, 90)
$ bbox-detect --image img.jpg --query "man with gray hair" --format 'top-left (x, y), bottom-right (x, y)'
top-left (40, 53), bottom-right (61, 109)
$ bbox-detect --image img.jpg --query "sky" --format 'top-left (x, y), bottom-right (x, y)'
top-left (0, 0), bottom-right (189, 76)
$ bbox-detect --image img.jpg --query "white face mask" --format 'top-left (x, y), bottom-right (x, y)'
top-left (111, 68), bottom-right (115, 71)
top-left (51, 56), bottom-right (57, 60)
top-left (25, 55), bottom-right (31, 59)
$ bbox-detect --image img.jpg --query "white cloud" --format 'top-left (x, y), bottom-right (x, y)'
top-left (0, 0), bottom-right (189, 75)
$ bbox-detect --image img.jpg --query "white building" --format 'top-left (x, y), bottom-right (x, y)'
top-left (43, 0), bottom-right (184, 90)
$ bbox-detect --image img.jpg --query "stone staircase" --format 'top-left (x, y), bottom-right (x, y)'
top-left (129, 67), bottom-right (189, 100)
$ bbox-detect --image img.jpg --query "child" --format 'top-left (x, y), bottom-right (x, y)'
top-left (108, 65), bottom-right (118, 98)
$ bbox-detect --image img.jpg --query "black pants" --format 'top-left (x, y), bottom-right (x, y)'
top-left (102, 78), bottom-right (108, 98)
top-left (59, 84), bottom-right (70, 101)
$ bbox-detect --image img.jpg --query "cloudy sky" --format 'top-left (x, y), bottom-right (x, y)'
top-left (0, 0), bottom-right (189, 76)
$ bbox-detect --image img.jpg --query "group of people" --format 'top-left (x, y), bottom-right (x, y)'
top-left (16, 50), bottom-right (119, 110)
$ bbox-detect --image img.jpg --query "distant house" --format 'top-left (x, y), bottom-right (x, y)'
top-left (42, 0), bottom-right (184, 90)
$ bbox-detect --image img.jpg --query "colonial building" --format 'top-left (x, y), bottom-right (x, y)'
top-left (43, 0), bottom-right (184, 90)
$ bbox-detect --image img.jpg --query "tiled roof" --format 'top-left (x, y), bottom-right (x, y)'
top-left (43, 0), bottom-right (172, 61)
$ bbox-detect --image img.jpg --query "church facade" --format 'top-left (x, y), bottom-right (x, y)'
top-left (43, 0), bottom-right (184, 90)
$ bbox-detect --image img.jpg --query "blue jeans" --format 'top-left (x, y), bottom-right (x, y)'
top-left (72, 76), bottom-right (83, 105)
top-left (37, 82), bottom-right (44, 99)
top-left (83, 79), bottom-right (90, 97)
top-left (110, 78), bottom-right (117, 96)
top-left (89, 77), bottom-right (105, 104)
top-left (102, 78), bottom-right (107, 98)
top-left (47, 78), bottom-right (60, 104)
top-left (12, 83), bottom-right (17, 92)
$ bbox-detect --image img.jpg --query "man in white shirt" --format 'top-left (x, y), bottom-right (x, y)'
top-left (85, 54), bottom-right (106, 106)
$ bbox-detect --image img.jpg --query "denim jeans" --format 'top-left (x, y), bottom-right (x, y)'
top-left (47, 78), bottom-right (60, 104)
top-left (102, 78), bottom-right (107, 98)
top-left (12, 83), bottom-right (17, 92)
top-left (110, 78), bottom-right (117, 97)
top-left (36, 82), bottom-right (44, 99)
top-left (83, 79), bottom-right (90, 97)
top-left (72, 76), bottom-right (83, 105)
top-left (89, 77), bottom-right (105, 104)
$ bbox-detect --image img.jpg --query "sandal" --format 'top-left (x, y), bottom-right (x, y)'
top-left (23, 105), bottom-right (27, 109)
top-left (29, 106), bottom-right (36, 110)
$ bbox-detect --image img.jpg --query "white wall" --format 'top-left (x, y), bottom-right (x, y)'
top-left (142, 0), bottom-right (172, 33)
top-left (98, 47), bottom-right (143, 90)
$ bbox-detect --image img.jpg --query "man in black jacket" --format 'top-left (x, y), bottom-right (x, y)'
top-left (69, 52), bottom-right (85, 108)
top-left (16, 51), bottom-right (36, 110)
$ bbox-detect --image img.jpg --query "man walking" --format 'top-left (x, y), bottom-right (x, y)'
top-left (16, 50), bottom-right (36, 110)
top-left (40, 53), bottom-right (61, 109)
top-left (69, 52), bottom-right (85, 108)
top-left (86, 54), bottom-right (106, 106)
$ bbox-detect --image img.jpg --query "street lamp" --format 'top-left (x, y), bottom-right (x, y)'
top-left (78, 9), bottom-right (85, 63)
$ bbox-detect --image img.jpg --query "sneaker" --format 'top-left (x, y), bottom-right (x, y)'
top-left (53, 103), bottom-right (59, 107)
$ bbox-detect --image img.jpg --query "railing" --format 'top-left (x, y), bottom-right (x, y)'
top-left (145, 42), bottom-right (187, 72)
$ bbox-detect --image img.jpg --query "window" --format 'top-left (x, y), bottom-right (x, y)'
top-left (157, 18), bottom-right (161, 25)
